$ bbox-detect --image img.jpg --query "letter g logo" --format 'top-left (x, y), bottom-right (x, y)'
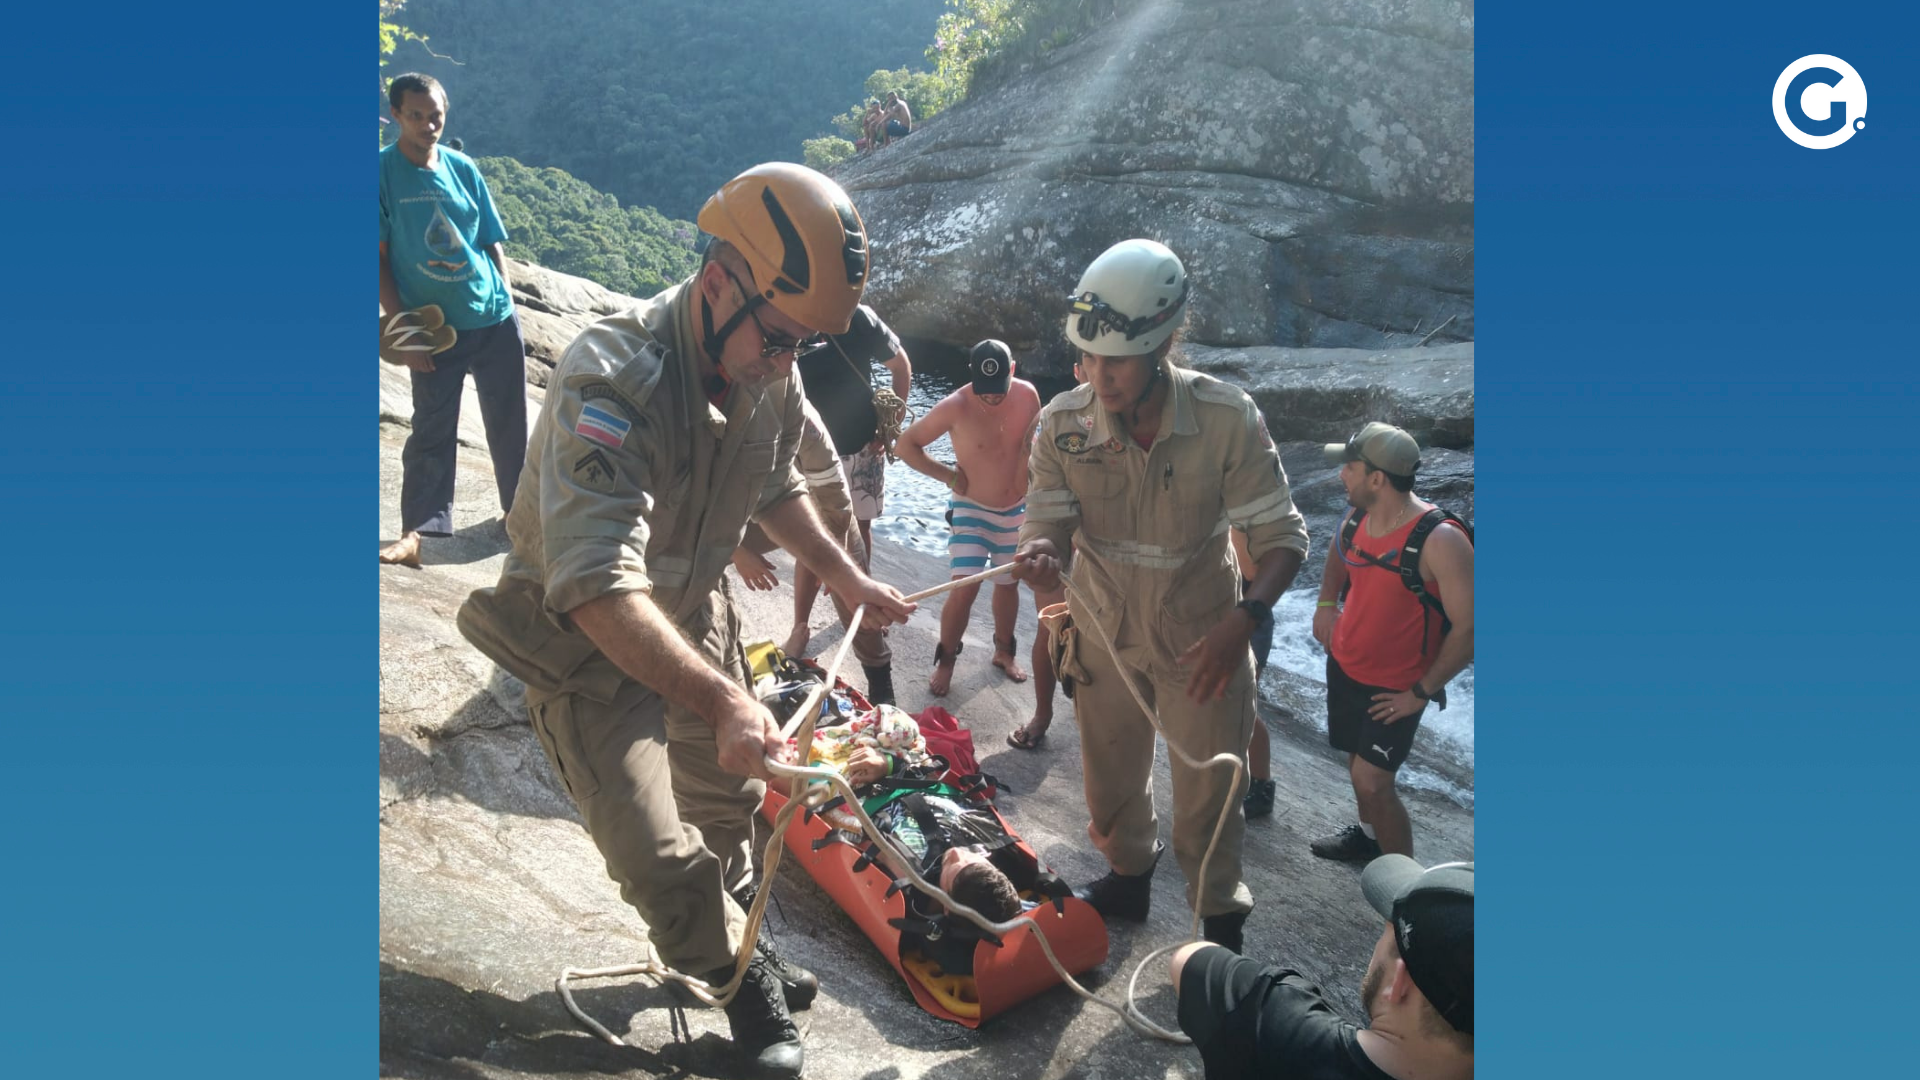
top-left (1773, 55), bottom-right (1867, 149)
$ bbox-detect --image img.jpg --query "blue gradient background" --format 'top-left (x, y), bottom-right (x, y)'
top-left (0, 6), bottom-right (365, 1075)
top-left (1481, 6), bottom-right (1918, 1077)
top-left (0, 2), bottom-right (1913, 1076)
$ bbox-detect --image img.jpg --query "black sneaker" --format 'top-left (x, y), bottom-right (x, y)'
top-left (1243, 778), bottom-right (1276, 819)
top-left (713, 956), bottom-right (804, 1080)
top-left (861, 663), bottom-right (895, 707)
top-left (1201, 911), bottom-right (1247, 954)
top-left (1309, 824), bottom-right (1382, 863)
top-left (1072, 842), bottom-right (1163, 922)
top-left (753, 933), bottom-right (818, 1011)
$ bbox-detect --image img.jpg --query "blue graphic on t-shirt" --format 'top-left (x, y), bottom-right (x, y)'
top-left (379, 144), bottom-right (513, 330)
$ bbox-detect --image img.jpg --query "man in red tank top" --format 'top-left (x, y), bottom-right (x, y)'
top-left (1309, 423), bottom-right (1474, 861)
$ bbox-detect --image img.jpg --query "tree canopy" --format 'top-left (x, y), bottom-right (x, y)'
top-left (385, 0), bottom-right (948, 219)
top-left (478, 156), bottom-right (700, 299)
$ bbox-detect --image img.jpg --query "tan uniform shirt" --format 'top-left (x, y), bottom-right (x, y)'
top-left (460, 278), bottom-right (810, 699)
top-left (1020, 367), bottom-right (1308, 662)
top-left (739, 388), bottom-right (856, 559)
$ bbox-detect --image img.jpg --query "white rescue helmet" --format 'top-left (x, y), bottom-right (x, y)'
top-left (1064, 238), bottom-right (1189, 356)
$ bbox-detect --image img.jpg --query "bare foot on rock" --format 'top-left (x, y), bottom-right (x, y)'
top-left (380, 532), bottom-right (422, 568)
top-left (781, 624), bottom-right (810, 659)
top-left (992, 639), bottom-right (1028, 683)
top-left (929, 642), bottom-right (961, 697)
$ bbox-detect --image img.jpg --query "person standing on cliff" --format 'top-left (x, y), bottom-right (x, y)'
top-left (455, 163), bottom-right (915, 1080)
top-left (1308, 423), bottom-right (1474, 862)
top-left (779, 303), bottom-right (911, 668)
top-left (379, 72), bottom-right (528, 568)
top-left (1011, 238), bottom-right (1309, 954)
top-left (896, 340), bottom-right (1043, 697)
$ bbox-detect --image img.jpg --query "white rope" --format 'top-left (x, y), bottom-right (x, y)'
top-left (900, 560), bottom-right (1017, 604)
top-left (555, 562), bottom-right (1245, 1047)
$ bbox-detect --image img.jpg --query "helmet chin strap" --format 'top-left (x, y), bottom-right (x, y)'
top-left (699, 277), bottom-right (759, 366)
top-left (1128, 355), bottom-right (1165, 429)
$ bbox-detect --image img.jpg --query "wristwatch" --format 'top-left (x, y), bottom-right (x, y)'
top-left (1411, 681), bottom-right (1432, 701)
top-left (1235, 598), bottom-right (1272, 623)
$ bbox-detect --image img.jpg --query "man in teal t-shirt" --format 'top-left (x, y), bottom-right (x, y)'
top-left (379, 72), bottom-right (528, 567)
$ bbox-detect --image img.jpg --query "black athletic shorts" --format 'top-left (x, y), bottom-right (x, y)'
top-left (1326, 655), bottom-right (1425, 772)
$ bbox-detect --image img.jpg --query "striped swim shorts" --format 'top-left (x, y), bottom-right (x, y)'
top-left (946, 496), bottom-right (1025, 582)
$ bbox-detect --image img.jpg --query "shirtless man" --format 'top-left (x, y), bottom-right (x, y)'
top-left (896, 340), bottom-right (1043, 696)
top-left (883, 90), bottom-right (913, 144)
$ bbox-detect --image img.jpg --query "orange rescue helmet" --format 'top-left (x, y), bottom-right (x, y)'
top-left (697, 162), bottom-right (870, 334)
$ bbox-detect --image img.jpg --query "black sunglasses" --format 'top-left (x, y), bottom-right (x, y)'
top-left (724, 267), bottom-right (827, 361)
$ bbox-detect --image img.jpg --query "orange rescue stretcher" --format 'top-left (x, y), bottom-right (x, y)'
top-left (757, 682), bottom-right (1109, 1027)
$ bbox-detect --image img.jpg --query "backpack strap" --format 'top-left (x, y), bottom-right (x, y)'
top-left (1398, 508), bottom-right (1472, 616)
top-left (1337, 508), bottom-right (1364, 558)
top-left (1399, 508), bottom-right (1473, 662)
top-left (1336, 509), bottom-right (1363, 602)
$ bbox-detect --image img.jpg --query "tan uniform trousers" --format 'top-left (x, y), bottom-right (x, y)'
top-left (1071, 603), bottom-right (1256, 918)
top-left (522, 590), bottom-right (762, 977)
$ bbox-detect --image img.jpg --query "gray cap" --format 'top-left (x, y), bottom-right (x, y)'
top-left (1362, 855), bottom-right (1473, 1035)
top-left (1324, 421), bottom-right (1421, 478)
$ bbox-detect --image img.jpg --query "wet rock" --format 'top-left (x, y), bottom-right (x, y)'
top-left (835, 0), bottom-right (1474, 373)
top-left (1186, 341), bottom-right (1473, 449)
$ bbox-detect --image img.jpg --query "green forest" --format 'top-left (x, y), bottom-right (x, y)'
top-left (384, 0), bottom-right (949, 220)
top-left (382, 0), bottom-right (1124, 296)
top-left (478, 156), bottom-right (700, 299)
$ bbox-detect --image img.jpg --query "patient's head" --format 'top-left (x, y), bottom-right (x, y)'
top-left (939, 846), bottom-right (1020, 922)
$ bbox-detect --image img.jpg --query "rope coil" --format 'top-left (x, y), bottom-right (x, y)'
top-left (873, 387), bottom-right (911, 463)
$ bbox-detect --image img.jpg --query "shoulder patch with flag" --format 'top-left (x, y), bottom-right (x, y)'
top-left (575, 403), bottom-right (631, 448)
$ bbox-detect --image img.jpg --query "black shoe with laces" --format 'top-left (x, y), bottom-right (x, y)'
top-left (1309, 823), bottom-right (1383, 862)
top-left (753, 933), bottom-right (818, 1011)
top-left (732, 884), bottom-right (818, 1011)
top-left (861, 663), bottom-right (895, 707)
top-left (1242, 778), bottom-right (1276, 819)
top-left (712, 956), bottom-right (804, 1080)
top-left (1201, 911), bottom-right (1248, 954)
top-left (1072, 842), bottom-right (1164, 922)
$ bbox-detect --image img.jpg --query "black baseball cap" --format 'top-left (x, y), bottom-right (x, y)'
top-left (1362, 855), bottom-right (1473, 1035)
top-left (970, 339), bottom-right (1013, 395)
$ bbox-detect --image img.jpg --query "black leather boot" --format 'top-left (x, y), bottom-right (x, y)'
top-left (1072, 842), bottom-right (1164, 921)
top-left (1201, 910), bottom-right (1248, 954)
top-left (732, 885), bottom-right (818, 1010)
top-left (711, 956), bottom-right (804, 1080)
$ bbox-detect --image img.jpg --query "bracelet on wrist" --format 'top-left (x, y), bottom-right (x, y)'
top-left (1316, 600), bottom-right (1337, 609)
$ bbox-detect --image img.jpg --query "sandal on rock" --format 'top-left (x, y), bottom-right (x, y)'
top-left (1006, 724), bottom-right (1048, 751)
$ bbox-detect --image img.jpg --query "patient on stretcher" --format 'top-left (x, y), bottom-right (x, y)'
top-left (794, 705), bottom-right (1049, 973)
